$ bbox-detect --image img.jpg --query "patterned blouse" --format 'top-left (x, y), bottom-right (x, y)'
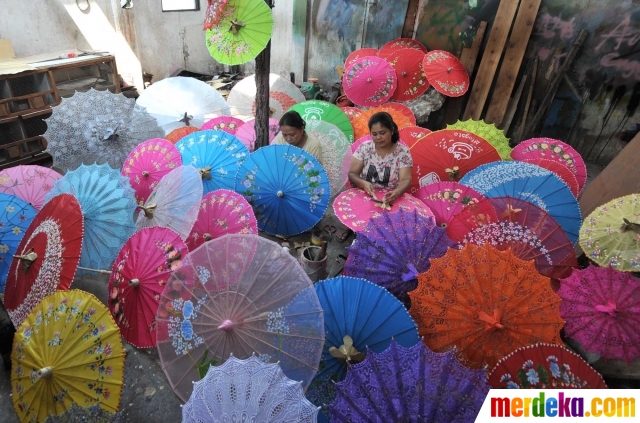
top-left (353, 140), bottom-right (413, 189)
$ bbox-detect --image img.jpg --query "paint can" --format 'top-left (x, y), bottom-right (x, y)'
top-left (299, 246), bottom-right (327, 282)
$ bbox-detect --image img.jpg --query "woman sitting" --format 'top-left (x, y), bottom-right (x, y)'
top-left (272, 111), bottom-right (323, 165)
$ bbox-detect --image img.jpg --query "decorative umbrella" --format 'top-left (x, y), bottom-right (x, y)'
top-left (511, 137), bottom-right (587, 192)
top-left (579, 194), bottom-right (640, 271)
top-left (203, 0), bottom-right (230, 30)
top-left (521, 158), bottom-right (580, 197)
top-left (186, 189), bottom-right (258, 251)
top-left (0, 165), bottom-right (62, 210)
top-left (344, 209), bottom-right (453, 300)
top-left (489, 343), bottom-right (608, 389)
top-left (11, 290), bottom-right (124, 422)
top-left (327, 341), bottom-right (489, 422)
top-left (460, 161), bottom-right (582, 245)
top-left (288, 99), bottom-right (355, 143)
top-left (156, 235), bottom-right (325, 402)
top-left (183, 355), bottom-right (319, 423)
top-left (559, 266), bottom-right (640, 363)
top-left (308, 277), bottom-right (419, 423)
top-left (0, 194), bottom-right (37, 293)
top-left (236, 118), bottom-right (280, 151)
top-left (378, 38), bottom-right (428, 56)
top-left (342, 56), bottom-right (397, 107)
top-left (4, 194), bottom-right (83, 327)
top-left (235, 145), bottom-right (330, 236)
top-left (136, 165), bottom-right (203, 240)
top-left (334, 187), bottom-right (432, 232)
top-left (382, 48), bottom-right (429, 101)
top-left (422, 50), bottom-right (469, 97)
top-left (350, 134), bottom-right (372, 154)
top-left (200, 115), bottom-right (245, 134)
top-left (121, 138), bottom-right (182, 205)
top-left (45, 163), bottom-right (137, 273)
top-left (399, 125), bottom-right (431, 147)
top-left (446, 119), bottom-right (511, 160)
top-left (350, 115), bottom-right (370, 142)
top-left (205, 0), bottom-right (274, 66)
top-left (345, 48), bottom-right (378, 68)
top-left (409, 244), bottom-right (565, 369)
top-left (409, 129), bottom-right (501, 192)
top-left (136, 77), bottom-right (231, 134)
top-left (44, 88), bottom-right (164, 171)
top-left (451, 197), bottom-right (578, 280)
top-left (302, 121), bottom-right (352, 195)
top-left (45, 403), bottom-right (125, 423)
top-left (341, 106), bottom-right (364, 122)
top-left (108, 227), bottom-right (187, 348)
top-left (376, 102), bottom-right (416, 125)
top-left (414, 181), bottom-right (485, 228)
top-left (227, 73), bottom-right (305, 120)
top-left (165, 127), bottom-right (200, 144)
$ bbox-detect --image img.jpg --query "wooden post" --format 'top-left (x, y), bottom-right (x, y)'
top-left (254, 0), bottom-right (275, 150)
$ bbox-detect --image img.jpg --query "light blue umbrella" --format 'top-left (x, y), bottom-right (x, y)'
top-left (44, 163), bottom-right (137, 272)
top-left (0, 193), bottom-right (37, 292)
top-left (175, 129), bottom-right (249, 194)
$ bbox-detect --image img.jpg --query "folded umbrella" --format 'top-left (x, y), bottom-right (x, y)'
top-left (0, 165), bottom-right (62, 210)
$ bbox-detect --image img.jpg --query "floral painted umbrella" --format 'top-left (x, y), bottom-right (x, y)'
top-left (203, 0), bottom-right (230, 30)
top-left (304, 121), bottom-right (352, 195)
top-left (377, 38), bottom-right (428, 57)
top-left (399, 125), bottom-right (431, 147)
top-left (0, 193), bottom-right (37, 293)
top-left (446, 119), bottom-right (511, 160)
top-left (345, 48), bottom-right (378, 68)
top-left (521, 158), bottom-right (580, 197)
top-left (237, 118), bottom-right (280, 152)
top-left (0, 165), bottom-right (62, 210)
top-left (342, 56), bottom-right (396, 107)
top-left (288, 100), bottom-right (355, 143)
top-left (200, 116), bottom-right (245, 134)
top-left (414, 181), bottom-right (485, 228)
top-left (382, 48), bottom-right (429, 101)
top-left (227, 73), bottom-right (305, 121)
top-left (422, 50), bottom-right (469, 97)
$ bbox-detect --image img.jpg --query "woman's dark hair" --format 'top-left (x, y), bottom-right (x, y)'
top-left (368, 111), bottom-right (400, 143)
top-left (279, 110), bottom-right (306, 129)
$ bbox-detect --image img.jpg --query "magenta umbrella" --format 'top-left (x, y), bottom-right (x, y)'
top-left (342, 56), bottom-right (397, 107)
top-left (414, 181), bottom-right (485, 228)
top-left (238, 118), bottom-right (280, 152)
top-left (0, 165), bottom-right (62, 210)
top-left (200, 116), bottom-right (245, 134)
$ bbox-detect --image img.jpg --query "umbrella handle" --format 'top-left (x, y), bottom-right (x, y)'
top-left (198, 166), bottom-right (212, 180)
top-left (179, 112), bottom-right (193, 126)
top-left (622, 218), bottom-right (640, 234)
top-left (37, 367), bottom-right (53, 380)
top-left (137, 203), bottom-right (157, 219)
top-left (13, 249), bottom-right (37, 273)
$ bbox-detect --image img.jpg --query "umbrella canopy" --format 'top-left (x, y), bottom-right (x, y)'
top-left (156, 235), bottom-right (325, 402)
top-left (399, 125), bottom-right (431, 146)
top-left (11, 290), bottom-right (124, 422)
top-left (410, 129), bottom-right (501, 192)
top-left (44, 88), bottom-right (163, 172)
top-left (304, 121), bottom-right (352, 195)
top-left (288, 100), bottom-right (355, 143)
top-left (378, 38), bottom-right (428, 56)
top-left (186, 189), bottom-right (258, 251)
top-left (460, 161), bottom-right (582, 245)
top-left (521, 158), bottom-right (580, 197)
top-left (344, 209), bottom-right (453, 301)
top-left (409, 244), bottom-right (565, 369)
top-left (121, 138), bottom-right (182, 205)
top-left (203, 0), bottom-right (230, 30)
top-left (108, 227), bottom-right (187, 348)
top-left (205, 0), bottom-right (274, 66)
top-left (237, 118), bottom-right (280, 151)
top-left (227, 73), bottom-right (305, 120)
top-left (135, 165), bottom-right (203, 240)
top-left (382, 48), bottom-right (429, 101)
top-left (165, 127), bottom-right (200, 144)
top-left (0, 165), bottom-right (62, 210)
top-left (44, 403), bottom-right (125, 423)
top-left (4, 194), bottom-right (83, 327)
top-left (334, 187), bottom-right (432, 232)
top-left (446, 119), bottom-right (511, 160)
top-left (308, 277), bottom-right (419, 422)
top-left (559, 266), bottom-right (640, 363)
top-left (414, 181), bottom-right (485, 228)
top-left (342, 56), bottom-right (397, 107)
top-left (176, 129), bottom-right (249, 194)
top-left (422, 50), bottom-right (469, 97)
top-left (183, 355), bottom-right (318, 423)
top-left (45, 163), bottom-right (137, 273)
top-left (0, 194), bottom-right (37, 293)
top-left (136, 77), bottom-right (231, 135)
top-left (579, 194), bottom-right (640, 271)
top-left (345, 48), bottom-right (378, 68)
top-left (327, 340), bottom-right (489, 423)
top-left (489, 343), bottom-right (608, 389)
top-left (200, 115), bottom-right (245, 134)
top-left (235, 145), bottom-right (330, 236)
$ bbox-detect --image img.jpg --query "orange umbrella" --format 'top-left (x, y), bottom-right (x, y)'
top-left (165, 127), bottom-right (199, 144)
top-left (409, 244), bottom-right (564, 369)
top-left (352, 104), bottom-right (416, 141)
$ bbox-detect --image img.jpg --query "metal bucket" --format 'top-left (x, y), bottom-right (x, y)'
top-left (299, 246), bottom-right (327, 282)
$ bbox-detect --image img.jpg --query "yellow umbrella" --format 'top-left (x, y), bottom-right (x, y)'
top-left (11, 290), bottom-right (124, 422)
top-left (580, 194), bottom-right (640, 271)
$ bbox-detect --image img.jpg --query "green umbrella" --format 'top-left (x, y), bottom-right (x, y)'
top-left (447, 119), bottom-right (512, 160)
top-left (288, 100), bottom-right (355, 143)
top-left (205, 0), bottom-right (274, 66)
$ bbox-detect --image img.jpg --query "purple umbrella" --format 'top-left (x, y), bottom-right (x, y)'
top-left (327, 340), bottom-right (490, 422)
top-left (344, 209), bottom-right (454, 302)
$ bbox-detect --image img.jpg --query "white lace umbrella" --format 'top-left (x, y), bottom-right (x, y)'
top-left (136, 77), bottom-right (231, 135)
top-left (44, 88), bottom-right (163, 172)
top-left (306, 121), bottom-right (352, 196)
top-left (227, 73), bottom-right (305, 121)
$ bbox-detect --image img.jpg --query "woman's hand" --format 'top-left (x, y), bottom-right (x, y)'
top-left (383, 189), bottom-right (401, 204)
top-left (362, 181), bottom-right (376, 198)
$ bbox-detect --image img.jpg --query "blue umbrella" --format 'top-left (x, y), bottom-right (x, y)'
top-left (307, 276), bottom-right (420, 422)
top-left (0, 193), bottom-right (37, 292)
top-left (44, 163), bottom-right (137, 272)
top-left (235, 144), bottom-right (330, 236)
top-left (460, 161), bottom-right (582, 244)
top-left (175, 129), bottom-right (249, 194)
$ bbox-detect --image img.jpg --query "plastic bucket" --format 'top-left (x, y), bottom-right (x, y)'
top-left (299, 246), bottom-right (327, 282)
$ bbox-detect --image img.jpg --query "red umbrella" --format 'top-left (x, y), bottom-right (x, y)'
top-left (378, 38), bottom-right (428, 57)
top-left (345, 48), bottom-right (378, 68)
top-left (382, 48), bottom-right (429, 101)
top-left (521, 158), bottom-right (580, 197)
top-left (415, 181), bottom-right (485, 228)
top-left (409, 129), bottom-right (501, 192)
top-left (422, 50), bottom-right (469, 97)
top-left (108, 227), bottom-right (187, 348)
top-left (342, 56), bottom-right (396, 107)
top-left (4, 193), bottom-right (83, 327)
top-left (203, 0), bottom-right (230, 30)
top-left (400, 125), bottom-right (431, 147)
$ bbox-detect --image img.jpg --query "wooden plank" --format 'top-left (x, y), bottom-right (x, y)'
top-left (463, 0), bottom-right (520, 121)
top-left (401, 0), bottom-right (421, 39)
top-left (515, 57), bottom-right (538, 144)
top-left (501, 74), bottom-right (526, 132)
top-left (484, 0), bottom-right (542, 126)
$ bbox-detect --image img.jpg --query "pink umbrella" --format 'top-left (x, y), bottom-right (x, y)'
top-left (345, 48), bottom-right (378, 68)
top-left (186, 189), bottom-right (258, 251)
top-left (122, 138), bottom-right (182, 204)
top-left (414, 181), bottom-right (485, 228)
top-left (200, 116), bottom-right (245, 134)
top-left (0, 165), bottom-right (62, 210)
top-left (237, 118), bottom-right (279, 151)
top-left (342, 56), bottom-right (397, 107)
top-left (333, 187), bottom-right (433, 232)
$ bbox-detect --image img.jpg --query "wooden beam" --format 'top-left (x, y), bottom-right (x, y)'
top-left (515, 56), bottom-right (538, 144)
top-left (254, 0), bottom-right (274, 150)
top-left (401, 0), bottom-right (422, 39)
top-left (501, 74), bottom-right (526, 132)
